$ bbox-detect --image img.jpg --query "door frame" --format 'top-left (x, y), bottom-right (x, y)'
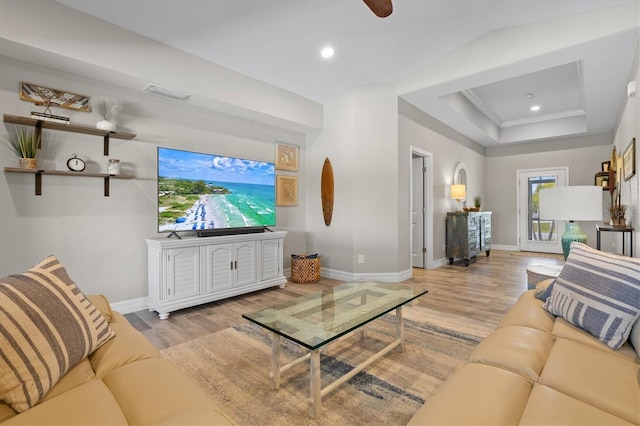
top-left (410, 147), bottom-right (434, 269)
top-left (516, 167), bottom-right (568, 254)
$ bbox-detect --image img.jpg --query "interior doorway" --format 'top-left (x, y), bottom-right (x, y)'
top-left (410, 148), bottom-right (434, 269)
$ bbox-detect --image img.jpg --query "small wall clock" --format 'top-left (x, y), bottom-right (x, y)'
top-left (66, 154), bottom-right (86, 172)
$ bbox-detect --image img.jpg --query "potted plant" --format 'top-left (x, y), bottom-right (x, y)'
top-left (608, 202), bottom-right (628, 227)
top-left (474, 196), bottom-right (482, 210)
top-left (90, 96), bottom-right (120, 131)
top-left (1, 126), bottom-right (40, 169)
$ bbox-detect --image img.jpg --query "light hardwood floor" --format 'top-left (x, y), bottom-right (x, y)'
top-left (124, 250), bottom-right (563, 350)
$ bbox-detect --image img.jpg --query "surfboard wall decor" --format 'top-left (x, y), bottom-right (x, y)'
top-left (321, 157), bottom-right (334, 226)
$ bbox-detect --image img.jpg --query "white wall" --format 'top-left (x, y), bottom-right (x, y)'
top-left (306, 84), bottom-right (401, 279)
top-left (398, 101), bottom-right (486, 265)
top-left (486, 139), bottom-right (612, 249)
top-left (0, 56), bottom-right (307, 305)
top-left (612, 40), bottom-right (640, 253)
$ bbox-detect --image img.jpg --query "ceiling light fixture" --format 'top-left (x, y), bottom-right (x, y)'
top-left (530, 105), bottom-right (541, 112)
top-left (524, 93), bottom-right (534, 99)
top-left (320, 46), bottom-right (335, 59)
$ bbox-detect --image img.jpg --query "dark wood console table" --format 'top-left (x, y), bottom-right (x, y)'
top-left (596, 224), bottom-right (634, 256)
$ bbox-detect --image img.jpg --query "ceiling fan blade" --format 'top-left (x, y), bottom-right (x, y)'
top-left (363, 0), bottom-right (393, 18)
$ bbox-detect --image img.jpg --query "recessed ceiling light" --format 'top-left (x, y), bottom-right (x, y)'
top-left (320, 46), bottom-right (335, 59)
top-left (530, 105), bottom-right (541, 112)
top-left (524, 93), bottom-right (534, 99)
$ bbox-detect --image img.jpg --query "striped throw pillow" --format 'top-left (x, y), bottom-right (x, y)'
top-left (0, 256), bottom-right (115, 412)
top-left (543, 243), bottom-right (640, 349)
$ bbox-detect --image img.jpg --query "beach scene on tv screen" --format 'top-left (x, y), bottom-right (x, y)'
top-left (158, 148), bottom-right (276, 232)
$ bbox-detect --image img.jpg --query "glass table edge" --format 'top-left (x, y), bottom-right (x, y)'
top-left (241, 287), bottom-right (428, 351)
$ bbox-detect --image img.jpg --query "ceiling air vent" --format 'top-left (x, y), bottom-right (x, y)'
top-left (143, 84), bottom-right (191, 101)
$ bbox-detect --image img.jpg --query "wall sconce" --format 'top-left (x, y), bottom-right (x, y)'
top-left (451, 184), bottom-right (466, 210)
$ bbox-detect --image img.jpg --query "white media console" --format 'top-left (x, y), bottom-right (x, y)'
top-left (146, 231), bottom-right (287, 319)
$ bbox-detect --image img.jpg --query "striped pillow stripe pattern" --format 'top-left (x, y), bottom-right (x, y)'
top-left (0, 256), bottom-right (114, 412)
top-left (543, 242), bottom-right (640, 349)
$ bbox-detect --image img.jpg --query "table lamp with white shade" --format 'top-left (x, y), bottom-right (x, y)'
top-left (451, 184), bottom-right (466, 211)
top-left (539, 186), bottom-right (603, 259)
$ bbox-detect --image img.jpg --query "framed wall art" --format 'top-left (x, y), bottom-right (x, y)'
top-left (276, 175), bottom-right (298, 206)
top-left (19, 82), bottom-right (91, 112)
top-left (275, 143), bottom-right (299, 171)
top-left (623, 137), bottom-right (635, 181)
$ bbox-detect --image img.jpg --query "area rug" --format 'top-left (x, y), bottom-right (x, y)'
top-left (160, 306), bottom-right (496, 425)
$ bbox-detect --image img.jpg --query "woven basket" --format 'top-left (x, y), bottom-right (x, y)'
top-left (290, 256), bottom-right (320, 284)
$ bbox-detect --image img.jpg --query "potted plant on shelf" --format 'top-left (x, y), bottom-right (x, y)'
top-left (464, 196), bottom-right (482, 212)
top-left (90, 96), bottom-right (120, 132)
top-left (1, 126), bottom-right (40, 169)
top-left (474, 196), bottom-right (482, 210)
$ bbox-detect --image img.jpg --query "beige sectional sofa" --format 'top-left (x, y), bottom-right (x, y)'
top-left (410, 274), bottom-right (640, 425)
top-left (0, 255), bottom-right (233, 425)
top-left (0, 294), bottom-right (234, 425)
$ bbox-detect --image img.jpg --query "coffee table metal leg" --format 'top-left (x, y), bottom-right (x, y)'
top-left (309, 349), bottom-right (321, 419)
top-left (270, 333), bottom-right (281, 390)
top-left (396, 306), bottom-right (405, 353)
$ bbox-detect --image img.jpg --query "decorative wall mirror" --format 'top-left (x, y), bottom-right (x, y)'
top-left (453, 162), bottom-right (468, 186)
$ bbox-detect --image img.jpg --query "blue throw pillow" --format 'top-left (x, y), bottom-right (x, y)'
top-left (534, 279), bottom-right (555, 301)
top-left (542, 242), bottom-right (640, 350)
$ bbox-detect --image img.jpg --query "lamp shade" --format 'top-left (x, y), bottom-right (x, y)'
top-left (539, 186), bottom-right (602, 221)
top-left (539, 186), bottom-right (603, 259)
top-left (451, 184), bottom-right (466, 201)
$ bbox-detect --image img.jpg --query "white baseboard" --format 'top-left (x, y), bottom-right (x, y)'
top-left (110, 297), bottom-right (148, 315)
top-left (491, 244), bottom-right (518, 251)
top-left (287, 267), bottom-right (413, 283)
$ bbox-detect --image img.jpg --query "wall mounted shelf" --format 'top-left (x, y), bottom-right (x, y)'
top-left (3, 114), bottom-right (135, 155)
top-left (594, 171), bottom-right (613, 191)
top-left (4, 167), bottom-right (133, 196)
top-left (3, 113), bottom-right (136, 196)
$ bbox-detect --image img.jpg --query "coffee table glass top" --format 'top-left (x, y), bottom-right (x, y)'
top-left (242, 281), bottom-right (428, 350)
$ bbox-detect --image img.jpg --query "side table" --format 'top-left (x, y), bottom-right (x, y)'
top-left (596, 224), bottom-right (634, 256)
top-left (526, 264), bottom-right (563, 289)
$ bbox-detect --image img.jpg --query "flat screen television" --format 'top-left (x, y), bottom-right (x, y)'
top-left (157, 147), bottom-right (276, 236)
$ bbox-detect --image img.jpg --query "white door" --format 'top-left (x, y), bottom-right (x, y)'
top-left (517, 167), bottom-right (567, 254)
top-left (411, 155), bottom-right (425, 268)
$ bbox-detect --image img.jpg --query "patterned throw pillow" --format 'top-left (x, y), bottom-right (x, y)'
top-left (543, 243), bottom-right (640, 350)
top-left (0, 256), bottom-right (115, 412)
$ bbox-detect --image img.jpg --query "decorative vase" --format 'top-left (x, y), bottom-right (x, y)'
top-left (611, 218), bottom-right (626, 228)
top-left (96, 120), bottom-right (116, 132)
top-left (19, 158), bottom-right (37, 169)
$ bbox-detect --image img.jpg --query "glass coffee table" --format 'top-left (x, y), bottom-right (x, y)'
top-left (242, 281), bottom-right (428, 419)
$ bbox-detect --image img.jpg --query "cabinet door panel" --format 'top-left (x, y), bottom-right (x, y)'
top-left (235, 242), bottom-right (257, 287)
top-left (204, 244), bottom-right (234, 292)
top-left (167, 247), bottom-right (200, 300)
top-left (260, 239), bottom-right (280, 280)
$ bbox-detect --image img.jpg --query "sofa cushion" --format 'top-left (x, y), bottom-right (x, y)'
top-left (519, 383), bottom-right (631, 425)
top-left (0, 256), bottom-right (115, 412)
top-left (102, 358), bottom-right (234, 425)
top-left (407, 363), bottom-right (533, 425)
top-left (542, 242), bottom-right (640, 349)
top-left (470, 326), bottom-right (555, 381)
top-left (538, 338), bottom-right (640, 424)
top-left (0, 380), bottom-right (128, 425)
